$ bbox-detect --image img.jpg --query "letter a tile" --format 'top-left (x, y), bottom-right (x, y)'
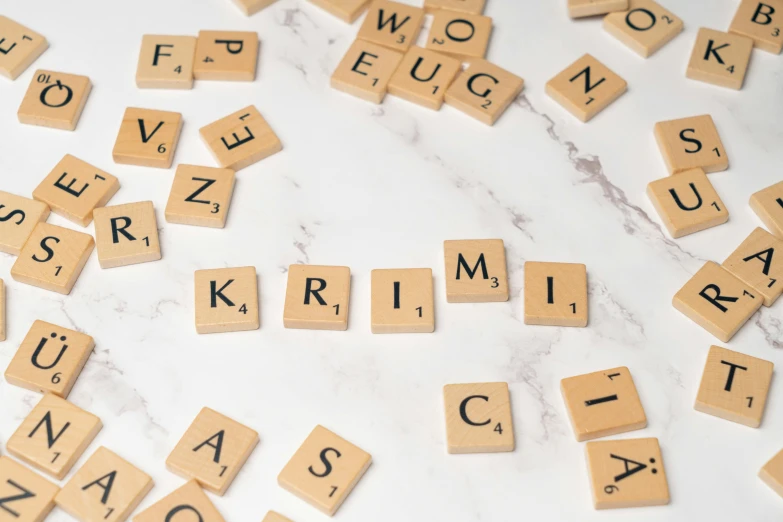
top-left (444, 59), bottom-right (524, 125)
top-left (356, 0), bottom-right (425, 52)
top-left (603, 0), bottom-right (683, 58)
top-left (760, 448), bottom-right (783, 499)
top-left (331, 39), bottom-right (403, 104)
top-left (729, 0), bottom-right (783, 54)
top-left (200, 105), bottom-right (282, 171)
top-left (165, 165), bottom-right (235, 228)
top-left (133, 480), bottom-right (225, 522)
top-left (568, 0), bottom-right (628, 18)
top-left (654, 114), bottom-right (728, 174)
top-left (722, 227), bottom-right (783, 306)
top-left (443, 382), bottom-right (515, 454)
top-left (94, 202), bottom-right (162, 269)
top-left (686, 28), bottom-right (753, 90)
top-left (18, 70), bottom-right (91, 130)
top-left (750, 181), bottom-right (783, 239)
top-left (371, 268), bottom-right (434, 333)
top-left (194, 31), bottom-right (259, 81)
top-left (0, 191), bottom-right (50, 255)
top-left (135, 35), bottom-right (197, 89)
top-left (194, 266), bottom-right (259, 334)
top-left (284, 265), bottom-right (351, 330)
top-left (545, 54), bottom-right (627, 122)
top-left (0, 16), bottom-right (48, 80)
top-left (443, 239), bottom-right (509, 302)
top-left (278, 425), bottom-right (371, 516)
top-left (112, 107), bottom-right (182, 169)
top-left (524, 261), bottom-right (588, 327)
top-left (387, 46), bottom-right (461, 110)
top-left (0, 455), bottom-right (59, 522)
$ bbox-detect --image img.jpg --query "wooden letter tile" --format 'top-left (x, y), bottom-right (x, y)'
top-left (424, 0), bottom-right (486, 14)
top-left (444, 59), bottom-right (524, 125)
top-left (426, 11), bottom-right (492, 59)
top-left (672, 261), bottom-right (762, 342)
top-left (11, 222), bottom-right (94, 295)
top-left (231, 0), bottom-right (279, 16)
top-left (56, 447), bottom-right (153, 522)
top-left (760, 448), bottom-right (783, 499)
top-left (0, 455), bottom-right (59, 522)
top-left (0, 16), bottom-right (48, 80)
top-left (165, 165), bottom-right (235, 228)
top-left (730, 0), bottom-right (783, 54)
top-left (166, 407), bottom-right (258, 496)
top-left (386, 47), bottom-right (461, 110)
top-left (654, 114), bottom-right (728, 174)
top-left (133, 480), bottom-right (225, 522)
top-left (136, 35), bottom-right (197, 89)
top-left (308, 0), bottom-right (370, 23)
top-left (371, 268), bottom-right (434, 333)
top-left (112, 107), bottom-right (182, 169)
top-left (200, 105), bottom-right (282, 171)
top-left (4, 320), bottom-right (94, 398)
top-left (357, 0), bottom-right (425, 52)
top-left (194, 31), bottom-right (259, 81)
top-left (569, 0), bottom-right (629, 19)
top-left (194, 266), bottom-right (259, 334)
top-left (331, 39), bottom-right (403, 104)
top-left (524, 261), bottom-right (588, 327)
top-left (646, 168), bottom-right (728, 238)
top-left (443, 239), bottom-right (508, 302)
top-left (686, 28), bottom-right (753, 90)
top-left (33, 154), bottom-right (119, 227)
top-left (278, 425), bottom-right (371, 516)
top-left (750, 181), bottom-right (783, 238)
top-left (0, 279), bottom-right (5, 342)
top-left (443, 382), bottom-right (514, 454)
top-left (93, 202), bottom-right (161, 269)
top-left (561, 367), bottom-right (646, 441)
top-left (694, 345), bottom-right (773, 428)
top-left (585, 438), bottom-right (669, 509)
top-left (545, 54), bottom-right (627, 122)
top-left (603, 0), bottom-right (683, 57)
top-left (262, 511), bottom-right (294, 522)
top-left (7, 393), bottom-right (102, 479)
top-left (722, 227), bottom-right (783, 306)
top-left (284, 265), bottom-right (350, 330)
top-left (0, 191), bottom-right (50, 255)
top-left (17, 70), bottom-right (91, 130)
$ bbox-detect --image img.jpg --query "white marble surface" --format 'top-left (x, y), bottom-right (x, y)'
top-left (1, 0), bottom-right (783, 520)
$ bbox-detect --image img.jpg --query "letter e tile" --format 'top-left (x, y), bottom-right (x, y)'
top-left (0, 16), bottom-right (48, 80)
top-left (331, 39), bottom-right (403, 104)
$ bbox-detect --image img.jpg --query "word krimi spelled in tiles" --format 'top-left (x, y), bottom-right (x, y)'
top-left (0, 191), bottom-right (50, 255)
top-left (133, 480), bottom-right (225, 522)
top-left (524, 261), bottom-right (588, 327)
top-left (357, 0), bottom-right (425, 52)
top-left (673, 261), bottom-right (761, 342)
top-left (231, 0), bottom-right (279, 16)
top-left (729, 0), bottom-right (783, 54)
top-left (654, 114), bottom-right (728, 174)
top-left (371, 268), bottom-right (434, 333)
top-left (426, 10), bottom-right (493, 59)
top-left (7, 393), bottom-right (102, 479)
top-left (750, 181), bottom-right (783, 238)
top-left (586, 438), bottom-right (669, 509)
top-left (93, 202), bottom-right (162, 269)
top-left (569, 0), bottom-right (629, 19)
top-left (4, 320), bottom-right (94, 398)
top-left (278, 425), bottom-right (371, 516)
top-left (194, 31), bottom-right (259, 81)
top-left (284, 265), bottom-right (351, 330)
top-left (443, 382), bottom-right (515, 454)
top-left (194, 266), bottom-right (259, 334)
top-left (0, 16), bottom-right (48, 80)
top-left (56, 447), bottom-right (153, 522)
top-left (331, 40), bottom-right (403, 104)
top-left (444, 239), bottom-right (508, 302)
top-left (200, 105), bottom-right (282, 171)
top-left (723, 227), bottom-right (783, 306)
top-left (387, 46), bottom-right (461, 110)
top-left (444, 59), bottom-right (524, 125)
top-left (760, 448), bottom-right (783, 499)
top-left (546, 54), bottom-right (627, 123)
top-left (165, 164), bottom-right (236, 228)
top-left (308, 0), bottom-right (370, 23)
top-left (647, 168), bottom-right (728, 238)
top-left (0, 279), bottom-right (5, 341)
top-left (424, 0), bottom-right (486, 14)
top-left (11, 222), bottom-right (95, 295)
top-left (694, 345), bottom-right (773, 428)
top-left (603, 0), bottom-right (683, 58)
top-left (112, 107), bottom-right (182, 169)
top-left (0, 455), bottom-right (59, 522)
top-left (167, 407), bottom-right (258, 495)
top-left (33, 154), bottom-right (119, 227)
top-left (136, 35), bottom-right (197, 89)
top-left (18, 70), bottom-right (91, 130)
top-left (263, 511), bottom-right (294, 522)
top-left (562, 367), bottom-right (646, 441)
top-left (686, 28), bottom-right (753, 90)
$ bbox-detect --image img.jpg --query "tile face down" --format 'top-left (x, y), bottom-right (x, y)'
top-left (603, 0), bottom-right (683, 58)
top-left (17, 70), bottom-right (91, 130)
top-left (443, 239), bottom-right (509, 302)
top-left (443, 382), bottom-right (515, 454)
top-left (0, 16), bottom-right (48, 80)
top-left (0, 191), bottom-right (50, 255)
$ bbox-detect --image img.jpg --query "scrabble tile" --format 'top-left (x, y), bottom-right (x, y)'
top-left (545, 54), bottom-right (627, 123)
top-left (561, 367), bottom-right (646, 441)
top-left (426, 11), bottom-right (492, 59)
top-left (32, 154), bottom-right (119, 227)
top-left (646, 168), bottom-right (728, 238)
top-left (424, 0), bottom-right (486, 14)
top-left (750, 181), bottom-right (783, 238)
top-left (135, 35), bottom-right (197, 89)
top-left (17, 70), bottom-right (91, 130)
top-left (284, 265), bottom-right (351, 330)
top-left (569, 0), bottom-right (629, 18)
top-left (357, 0), bottom-right (425, 52)
top-left (56, 447), bottom-right (153, 522)
top-left (524, 261), bottom-right (588, 327)
top-left (93, 202), bottom-right (161, 269)
top-left (722, 227), bottom-right (783, 306)
top-left (386, 47), bottom-right (461, 110)
top-left (133, 480), bottom-right (225, 522)
top-left (112, 107), bottom-right (182, 169)
top-left (585, 438), bottom-right (669, 509)
top-left (672, 261), bottom-right (762, 342)
top-left (331, 39), bottom-right (403, 104)
top-left (262, 511), bottom-right (294, 522)
top-left (0, 191), bottom-right (50, 255)
top-left (654, 114), bottom-right (728, 174)
top-left (165, 165), bottom-right (235, 228)
top-left (603, 0), bottom-right (684, 58)
top-left (193, 31), bottom-right (259, 81)
top-left (308, 0), bottom-right (370, 22)
top-left (371, 268), bottom-right (434, 333)
top-left (686, 28), bottom-right (753, 90)
top-left (7, 393), bottom-right (102, 480)
top-left (230, 0), bottom-right (279, 16)
top-left (0, 455), bottom-right (59, 522)
top-left (0, 279), bottom-right (5, 342)
top-left (11, 222), bottom-right (94, 295)
top-left (443, 239), bottom-right (508, 302)
top-left (760, 448), bottom-right (783, 498)
top-left (694, 345), bottom-right (773, 428)
top-left (444, 59), bottom-right (524, 125)
top-left (729, 0), bottom-right (783, 54)
top-left (4, 320), bottom-right (94, 398)
top-left (200, 105), bottom-right (282, 171)
top-left (194, 266), bottom-right (259, 334)
top-left (278, 425), bottom-right (371, 516)
top-left (0, 16), bottom-right (48, 80)
top-left (166, 407), bottom-right (258, 496)
top-left (443, 382), bottom-right (515, 454)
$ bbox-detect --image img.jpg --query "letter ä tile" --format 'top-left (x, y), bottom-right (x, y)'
top-left (356, 0), bottom-right (425, 52)
top-left (686, 28), bottom-right (753, 90)
top-left (729, 0), bottom-right (783, 54)
top-left (199, 105), bottom-right (282, 171)
top-left (17, 70), bottom-right (91, 130)
top-left (165, 165), bottom-right (236, 228)
top-left (194, 266), bottom-right (259, 334)
top-left (133, 480), bottom-right (225, 522)
top-left (750, 181), bottom-right (783, 239)
top-left (0, 16), bottom-right (48, 80)
top-left (443, 382), bottom-right (515, 453)
top-left (284, 265), bottom-right (351, 330)
top-left (94, 202), bottom-right (162, 269)
top-left (331, 39), bottom-right (403, 104)
top-left (112, 107), bottom-right (183, 169)
top-left (0, 455), bottom-right (59, 522)
top-left (722, 227), bottom-right (783, 306)
top-left (0, 190), bottom-right (50, 255)
top-left (443, 239), bottom-right (509, 302)
top-left (524, 261), bottom-right (588, 327)
top-left (444, 60), bottom-right (524, 125)
top-left (603, 0), bottom-right (683, 58)
top-left (654, 114), bottom-right (728, 174)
